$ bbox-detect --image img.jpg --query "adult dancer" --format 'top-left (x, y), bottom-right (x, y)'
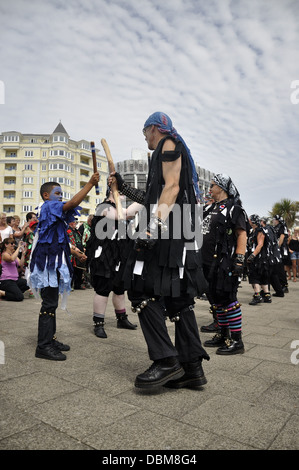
top-left (202, 174), bottom-right (248, 355)
top-left (86, 188), bottom-right (138, 338)
top-left (110, 111), bottom-right (209, 390)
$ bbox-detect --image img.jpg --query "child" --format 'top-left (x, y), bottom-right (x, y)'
top-left (27, 172), bottom-right (99, 361)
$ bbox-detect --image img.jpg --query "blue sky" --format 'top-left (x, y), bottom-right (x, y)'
top-left (1, 0), bottom-right (298, 217)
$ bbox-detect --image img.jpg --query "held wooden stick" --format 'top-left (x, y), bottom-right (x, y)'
top-left (101, 138), bottom-right (125, 220)
top-left (90, 141), bottom-right (100, 195)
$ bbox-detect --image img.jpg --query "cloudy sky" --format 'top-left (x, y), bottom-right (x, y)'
top-left (1, 0), bottom-right (298, 217)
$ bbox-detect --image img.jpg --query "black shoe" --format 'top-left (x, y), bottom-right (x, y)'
top-left (272, 292), bottom-right (284, 297)
top-left (35, 345), bottom-right (67, 361)
top-left (249, 294), bottom-right (263, 305)
top-left (283, 287), bottom-right (289, 293)
top-left (94, 320), bottom-right (107, 338)
top-left (164, 360), bottom-right (207, 389)
top-left (263, 293), bottom-right (272, 303)
top-left (204, 332), bottom-right (227, 348)
top-left (116, 314), bottom-right (137, 330)
top-left (135, 357), bottom-right (184, 389)
top-left (52, 338), bottom-right (70, 351)
top-left (200, 321), bottom-right (219, 333)
top-left (216, 338), bottom-right (245, 355)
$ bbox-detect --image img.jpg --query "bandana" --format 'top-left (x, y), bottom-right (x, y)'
top-left (249, 214), bottom-right (261, 225)
top-left (213, 174), bottom-right (240, 199)
top-left (143, 112), bottom-right (201, 201)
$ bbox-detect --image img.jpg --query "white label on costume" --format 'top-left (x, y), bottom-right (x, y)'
top-left (111, 230), bottom-right (118, 240)
top-left (133, 260), bottom-right (144, 275)
top-left (95, 246), bottom-right (102, 258)
top-left (179, 247), bottom-right (187, 279)
top-left (115, 262), bottom-right (120, 271)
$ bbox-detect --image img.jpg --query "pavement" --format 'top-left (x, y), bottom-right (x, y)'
top-left (0, 278), bottom-right (298, 452)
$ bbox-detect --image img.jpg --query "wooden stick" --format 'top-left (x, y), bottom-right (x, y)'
top-left (101, 138), bottom-right (125, 220)
top-left (90, 141), bottom-right (100, 195)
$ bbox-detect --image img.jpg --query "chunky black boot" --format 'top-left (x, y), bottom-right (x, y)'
top-left (116, 313), bottom-right (137, 330)
top-left (93, 316), bottom-right (107, 338)
top-left (204, 327), bottom-right (230, 348)
top-left (135, 357), bottom-right (184, 389)
top-left (164, 359), bottom-right (207, 389)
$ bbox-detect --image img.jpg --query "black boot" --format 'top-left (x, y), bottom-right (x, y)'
top-left (93, 316), bottom-right (107, 338)
top-left (35, 311), bottom-right (67, 361)
top-left (216, 334), bottom-right (245, 355)
top-left (116, 313), bottom-right (137, 330)
top-left (164, 359), bottom-right (207, 389)
top-left (135, 357), bottom-right (184, 389)
top-left (200, 305), bottom-right (219, 333)
top-left (204, 327), bottom-right (230, 348)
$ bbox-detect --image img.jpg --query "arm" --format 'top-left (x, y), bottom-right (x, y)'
top-left (13, 222), bottom-right (30, 238)
top-left (252, 231), bottom-right (265, 256)
top-left (63, 172), bottom-right (100, 212)
top-left (2, 241), bottom-right (24, 263)
top-left (155, 139), bottom-right (181, 222)
top-left (278, 233), bottom-right (284, 247)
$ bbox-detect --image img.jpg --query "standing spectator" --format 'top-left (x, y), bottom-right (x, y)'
top-left (288, 227), bottom-right (299, 282)
top-left (273, 215), bottom-right (289, 293)
top-left (0, 213), bottom-right (13, 241)
top-left (67, 220), bottom-right (86, 290)
top-left (0, 238), bottom-right (29, 301)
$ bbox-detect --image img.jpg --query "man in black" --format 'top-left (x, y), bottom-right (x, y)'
top-left (110, 112), bottom-right (209, 390)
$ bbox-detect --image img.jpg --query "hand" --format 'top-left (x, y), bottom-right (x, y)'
top-left (232, 262), bottom-right (243, 276)
top-left (134, 229), bottom-right (157, 251)
top-left (109, 172), bottom-right (124, 191)
top-left (247, 253), bottom-right (255, 263)
top-left (89, 172), bottom-right (100, 186)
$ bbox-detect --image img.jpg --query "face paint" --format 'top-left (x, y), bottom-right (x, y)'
top-left (49, 186), bottom-right (63, 201)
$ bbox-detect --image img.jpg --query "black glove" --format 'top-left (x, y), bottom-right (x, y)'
top-left (134, 216), bottom-right (167, 251)
top-left (232, 262), bottom-right (243, 276)
top-left (113, 172), bottom-right (125, 191)
top-left (247, 253), bottom-right (255, 263)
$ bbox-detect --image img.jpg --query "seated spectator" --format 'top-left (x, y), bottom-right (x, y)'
top-left (0, 238), bottom-right (29, 301)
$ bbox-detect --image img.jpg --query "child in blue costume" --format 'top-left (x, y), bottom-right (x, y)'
top-left (29, 173), bottom-right (99, 361)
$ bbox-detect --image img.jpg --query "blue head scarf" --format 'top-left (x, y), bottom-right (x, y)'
top-left (143, 112), bottom-right (201, 201)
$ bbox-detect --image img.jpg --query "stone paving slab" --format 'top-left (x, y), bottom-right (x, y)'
top-left (0, 280), bottom-right (298, 451)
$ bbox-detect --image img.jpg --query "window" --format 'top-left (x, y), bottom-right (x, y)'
top-left (23, 177), bottom-right (34, 184)
top-left (25, 151), bottom-right (33, 157)
top-left (4, 135), bottom-right (19, 142)
top-left (23, 205), bottom-right (33, 212)
top-left (42, 164), bottom-right (47, 171)
top-left (42, 151), bottom-right (47, 157)
top-left (23, 191), bottom-right (33, 198)
top-left (24, 164), bottom-right (33, 170)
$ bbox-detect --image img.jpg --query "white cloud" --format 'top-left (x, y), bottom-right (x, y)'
top-left (0, 0), bottom-right (298, 217)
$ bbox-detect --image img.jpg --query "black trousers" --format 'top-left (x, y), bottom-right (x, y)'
top-left (38, 286), bottom-right (59, 348)
top-left (0, 278), bottom-right (29, 301)
top-left (128, 290), bottom-right (209, 363)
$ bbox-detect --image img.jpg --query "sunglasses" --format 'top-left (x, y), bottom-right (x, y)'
top-left (210, 184), bottom-right (215, 188)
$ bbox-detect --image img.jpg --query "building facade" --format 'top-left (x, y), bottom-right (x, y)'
top-left (0, 123), bottom-right (108, 222)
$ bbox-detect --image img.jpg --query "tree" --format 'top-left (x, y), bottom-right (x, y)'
top-left (269, 199), bottom-right (299, 229)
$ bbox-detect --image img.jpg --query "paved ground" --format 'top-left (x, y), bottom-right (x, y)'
top-left (0, 279), bottom-right (298, 451)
